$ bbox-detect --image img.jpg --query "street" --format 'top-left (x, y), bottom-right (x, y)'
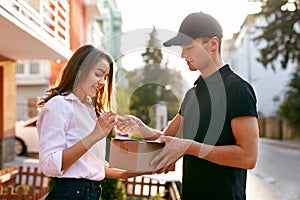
top-left (247, 138), bottom-right (300, 200)
top-left (4, 138), bottom-right (300, 200)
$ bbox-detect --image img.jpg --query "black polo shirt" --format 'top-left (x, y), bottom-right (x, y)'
top-left (179, 64), bottom-right (257, 200)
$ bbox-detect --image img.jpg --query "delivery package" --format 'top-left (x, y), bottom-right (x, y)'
top-left (109, 138), bottom-right (165, 172)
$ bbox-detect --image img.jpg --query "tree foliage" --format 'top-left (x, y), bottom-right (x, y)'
top-left (254, 0), bottom-right (300, 131)
top-left (101, 178), bottom-right (126, 200)
top-left (277, 71), bottom-right (300, 127)
top-left (129, 27), bottom-right (183, 126)
top-left (254, 0), bottom-right (300, 71)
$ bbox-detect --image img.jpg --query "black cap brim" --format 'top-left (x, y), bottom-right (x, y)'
top-left (163, 33), bottom-right (194, 47)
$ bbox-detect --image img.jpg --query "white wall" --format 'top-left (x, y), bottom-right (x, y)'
top-left (16, 60), bottom-right (50, 120)
top-left (224, 16), bottom-right (296, 117)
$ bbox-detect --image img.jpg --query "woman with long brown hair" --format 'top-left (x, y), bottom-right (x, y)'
top-left (37, 45), bottom-right (139, 200)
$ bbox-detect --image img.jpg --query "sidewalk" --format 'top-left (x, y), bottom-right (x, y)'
top-left (247, 171), bottom-right (278, 200)
top-left (3, 156), bottom-right (29, 168)
top-left (247, 137), bottom-right (300, 200)
top-left (259, 137), bottom-right (300, 150)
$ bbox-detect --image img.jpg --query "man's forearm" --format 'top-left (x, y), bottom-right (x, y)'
top-left (137, 126), bottom-right (162, 140)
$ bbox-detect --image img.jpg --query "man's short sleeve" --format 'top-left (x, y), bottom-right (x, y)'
top-left (228, 81), bottom-right (258, 119)
top-left (179, 88), bottom-right (195, 116)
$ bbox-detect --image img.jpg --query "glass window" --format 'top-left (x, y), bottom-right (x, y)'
top-left (16, 63), bottom-right (25, 74)
top-left (30, 63), bottom-right (40, 74)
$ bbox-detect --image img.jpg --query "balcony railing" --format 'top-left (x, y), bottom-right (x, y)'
top-left (2, 0), bottom-right (70, 48)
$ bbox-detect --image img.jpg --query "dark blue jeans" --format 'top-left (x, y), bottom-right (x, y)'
top-left (46, 178), bottom-right (102, 200)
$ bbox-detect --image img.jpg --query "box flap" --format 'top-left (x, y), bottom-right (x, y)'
top-left (113, 137), bottom-right (165, 144)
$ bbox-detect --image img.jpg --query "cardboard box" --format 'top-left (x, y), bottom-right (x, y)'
top-left (109, 138), bottom-right (165, 172)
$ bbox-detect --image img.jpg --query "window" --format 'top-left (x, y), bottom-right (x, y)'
top-left (30, 63), bottom-right (40, 74)
top-left (16, 63), bottom-right (25, 74)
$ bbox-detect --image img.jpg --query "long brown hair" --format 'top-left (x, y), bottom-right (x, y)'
top-left (38, 45), bottom-right (115, 117)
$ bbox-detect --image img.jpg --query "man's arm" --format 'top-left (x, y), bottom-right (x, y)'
top-left (186, 116), bottom-right (259, 169)
top-left (152, 116), bottom-right (259, 170)
top-left (116, 113), bottom-right (183, 140)
top-left (164, 114), bottom-right (183, 138)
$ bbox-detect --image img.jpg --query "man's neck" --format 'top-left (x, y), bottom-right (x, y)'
top-left (200, 60), bottom-right (224, 78)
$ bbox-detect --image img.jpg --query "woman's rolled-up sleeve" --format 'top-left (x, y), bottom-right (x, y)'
top-left (37, 97), bottom-right (70, 177)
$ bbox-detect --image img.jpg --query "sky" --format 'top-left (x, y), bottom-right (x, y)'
top-left (115, 0), bottom-right (261, 86)
top-left (116, 0), bottom-right (260, 39)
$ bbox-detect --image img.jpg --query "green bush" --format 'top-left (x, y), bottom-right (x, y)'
top-left (278, 71), bottom-right (300, 136)
top-left (101, 178), bottom-right (126, 200)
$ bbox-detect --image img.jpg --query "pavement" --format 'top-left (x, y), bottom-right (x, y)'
top-left (259, 137), bottom-right (300, 150)
top-left (247, 171), bottom-right (279, 200)
top-left (247, 137), bottom-right (300, 200)
top-left (3, 137), bottom-right (300, 199)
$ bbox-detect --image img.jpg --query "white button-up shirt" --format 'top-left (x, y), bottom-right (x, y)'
top-left (37, 93), bottom-right (106, 181)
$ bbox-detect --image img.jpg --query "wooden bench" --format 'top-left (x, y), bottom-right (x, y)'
top-left (0, 165), bottom-right (48, 200)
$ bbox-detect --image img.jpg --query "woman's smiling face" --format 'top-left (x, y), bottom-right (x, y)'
top-left (77, 59), bottom-right (110, 100)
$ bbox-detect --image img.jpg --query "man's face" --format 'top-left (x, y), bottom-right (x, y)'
top-left (180, 38), bottom-right (211, 72)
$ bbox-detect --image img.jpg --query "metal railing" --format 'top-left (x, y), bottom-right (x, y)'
top-left (2, 0), bottom-right (70, 48)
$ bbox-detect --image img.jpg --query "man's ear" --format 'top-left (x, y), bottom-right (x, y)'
top-left (210, 37), bottom-right (219, 51)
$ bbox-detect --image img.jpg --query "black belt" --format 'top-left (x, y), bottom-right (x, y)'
top-left (53, 177), bottom-right (102, 188)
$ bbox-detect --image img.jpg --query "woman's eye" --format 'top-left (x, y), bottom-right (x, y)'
top-left (95, 73), bottom-right (102, 77)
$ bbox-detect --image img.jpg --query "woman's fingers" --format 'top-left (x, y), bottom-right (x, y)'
top-left (100, 111), bottom-right (117, 124)
top-left (97, 112), bottom-right (118, 137)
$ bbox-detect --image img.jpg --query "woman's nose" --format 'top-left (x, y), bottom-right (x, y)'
top-left (98, 76), bottom-right (105, 85)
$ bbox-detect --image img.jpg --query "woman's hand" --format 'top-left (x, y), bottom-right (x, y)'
top-left (105, 165), bottom-right (157, 179)
top-left (94, 111), bottom-right (117, 139)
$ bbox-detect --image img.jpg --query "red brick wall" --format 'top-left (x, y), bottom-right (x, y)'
top-left (69, 0), bottom-right (86, 51)
top-left (50, 0), bottom-right (87, 85)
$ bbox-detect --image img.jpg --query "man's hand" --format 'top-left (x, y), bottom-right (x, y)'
top-left (116, 115), bottom-right (141, 134)
top-left (151, 136), bottom-right (193, 171)
top-left (155, 162), bottom-right (177, 174)
top-left (116, 115), bottom-right (161, 140)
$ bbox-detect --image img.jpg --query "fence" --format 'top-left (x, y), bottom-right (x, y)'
top-left (122, 176), bottom-right (181, 200)
top-left (0, 166), bottom-right (48, 200)
top-left (258, 117), bottom-right (299, 140)
top-left (1, 165), bottom-right (181, 199)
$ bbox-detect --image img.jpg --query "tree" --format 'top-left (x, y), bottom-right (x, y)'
top-left (254, 0), bottom-right (300, 135)
top-left (254, 0), bottom-right (300, 71)
top-left (129, 27), bottom-right (183, 126)
top-left (277, 71), bottom-right (300, 131)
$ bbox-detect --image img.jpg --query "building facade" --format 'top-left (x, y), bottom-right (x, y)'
top-left (0, 0), bottom-right (122, 169)
top-left (223, 14), bottom-right (296, 117)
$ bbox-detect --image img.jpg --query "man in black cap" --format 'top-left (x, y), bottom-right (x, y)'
top-left (117, 12), bottom-right (259, 200)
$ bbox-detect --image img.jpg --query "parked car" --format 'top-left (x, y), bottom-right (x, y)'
top-left (15, 116), bottom-right (39, 155)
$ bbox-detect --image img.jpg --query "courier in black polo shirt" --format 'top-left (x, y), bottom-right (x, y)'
top-left (179, 64), bottom-right (257, 199)
top-left (116, 11), bottom-right (259, 200)
top-left (159, 12), bottom-right (259, 200)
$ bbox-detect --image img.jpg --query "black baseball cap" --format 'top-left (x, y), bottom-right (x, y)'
top-left (163, 12), bottom-right (223, 47)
